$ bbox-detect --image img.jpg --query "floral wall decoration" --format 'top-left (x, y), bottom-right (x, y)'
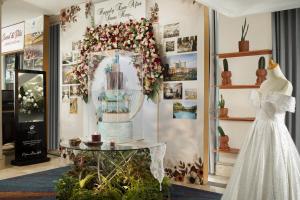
top-left (150, 3), bottom-right (159, 23)
top-left (73, 18), bottom-right (164, 103)
top-left (60, 5), bottom-right (81, 31)
top-left (85, 0), bottom-right (93, 18)
top-left (165, 158), bottom-right (204, 185)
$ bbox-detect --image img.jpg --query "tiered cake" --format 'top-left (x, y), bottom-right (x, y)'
top-left (101, 55), bottom-right (131, 122)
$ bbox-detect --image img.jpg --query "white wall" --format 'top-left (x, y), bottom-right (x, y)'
top-left (156, 0), bottom-right (204, 166)
top-left (217, 13), bottom-right (272, 150)
top-left (2, 0), bottom-right (48, 27)
top-left (59, 0), bottom-right (205, 167)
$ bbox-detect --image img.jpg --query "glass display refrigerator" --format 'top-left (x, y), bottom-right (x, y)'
top-left (2, 53), bottom-right (23, 145)
top-left (4, 53), bottom-right (23, 90)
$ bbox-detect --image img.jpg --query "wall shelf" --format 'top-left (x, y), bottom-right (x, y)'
top-left (219, 85), bottom-right (260, 89)
top-left (217, 49), bottom-right (272, 59)
top-left (214, 148), bottom-right (240, 154)
top-left (219, 117), bottom-right (255, 122)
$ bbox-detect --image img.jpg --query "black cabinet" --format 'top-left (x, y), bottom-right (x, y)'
top-left (11, 70), bottom-right (49, 166)
top-left (2, 90), bottom-right (15, 144)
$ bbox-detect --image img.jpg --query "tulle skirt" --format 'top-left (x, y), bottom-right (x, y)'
top-left (222, 119), bottom-right (300, 200)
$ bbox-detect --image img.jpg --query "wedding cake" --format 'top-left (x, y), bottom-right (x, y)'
top-left (100, 55), bottom-right (130, 122)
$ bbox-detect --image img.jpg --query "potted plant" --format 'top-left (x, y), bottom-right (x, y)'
top-left (238, 18), bottom-right (249, 52)
top-left (221, 58), bottom-right (232, 86)
top-left (218, 94), bottom-right (228, 118)
top-left (255, 56), bottom-right (267, 85)
top-left (218, 126), bottom-right (230, 151)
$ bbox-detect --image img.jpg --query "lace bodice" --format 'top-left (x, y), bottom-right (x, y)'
top-left (250, 90), bottom-right (296, 122)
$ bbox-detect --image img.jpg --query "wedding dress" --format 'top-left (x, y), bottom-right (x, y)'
top-left (222, 90), bottom-right (300, 200)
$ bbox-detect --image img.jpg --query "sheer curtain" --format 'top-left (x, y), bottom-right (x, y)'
top-left (48, 24), bottom-right (60, 150)
top-left (272, 8), bottom-right (300, 151)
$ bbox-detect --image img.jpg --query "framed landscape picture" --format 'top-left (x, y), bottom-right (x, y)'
top-left (163, 53), bottom-right (197, 81)
top-left (173, 101), bottom-right (197, 120)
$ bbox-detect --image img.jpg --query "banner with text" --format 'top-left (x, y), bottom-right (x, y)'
top-left (2, 22), bottom-right (25, 54)
top-left (95, 0), bottom-right (146, 25)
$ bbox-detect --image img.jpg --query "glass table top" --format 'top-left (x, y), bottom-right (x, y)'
top-left (60, 141), bottom-right (163, 152)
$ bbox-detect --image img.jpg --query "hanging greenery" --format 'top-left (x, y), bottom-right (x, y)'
top-left (73, 18), bottom-right (163, 103)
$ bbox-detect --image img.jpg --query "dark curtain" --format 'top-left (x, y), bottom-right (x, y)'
top-left (272, 9), bottom-right (300, 151)
top-left (209, 10), bottom-right (218, 174)
top-left (48, 24), bottom-right (60, 150)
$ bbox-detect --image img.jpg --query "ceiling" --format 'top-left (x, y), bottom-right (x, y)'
top-left (3, 0), bottom-right (300, 18)
top-left (22, 0), bottom-right (85, 14)
top-left (196, 0), bottom-right (300, 17)
top-left (3, 0), bottom-right (107, 15)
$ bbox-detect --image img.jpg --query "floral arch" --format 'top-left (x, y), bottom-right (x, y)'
top-left (73, 18), bottom-right (164, 102)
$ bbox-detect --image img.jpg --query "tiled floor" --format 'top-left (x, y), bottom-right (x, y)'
top-left (0, 155), bottom-right (227, 195)
top-left (0, 155), bottom-right (71, 180)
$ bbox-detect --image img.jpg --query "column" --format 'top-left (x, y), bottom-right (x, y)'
top-left (0, 0), bottom-right (3, 161)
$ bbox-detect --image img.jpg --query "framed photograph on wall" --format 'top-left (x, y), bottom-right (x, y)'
top-left (70, 98), bottom-right (78, 114)
top-left (62, 65), bottom-right (79, 84)
top-left (173, 101), bottom-right (197, 120)
top-left (163, 53), bottom-right (197, 81)
top-left (163, 82), bottom-right (182, 99)
top-left (163, 23), bottom-right (180, 38)
top-left (177, 36), bottom-right (197, 53)
top-left (185, 88), bottom-right (197, 100)
top-left (165, 41), bottom-right (175, 52)
top-left (62, 86), bottom-right (70, 103)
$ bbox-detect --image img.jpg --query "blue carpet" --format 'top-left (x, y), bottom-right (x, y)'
top-left (0, 167), bottom-right (69, 192)
top-left (0, 167), bottom-right (222, 200)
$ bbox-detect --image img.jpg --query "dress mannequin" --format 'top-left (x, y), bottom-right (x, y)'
top-left (222, 59), bottom-right (300, 200)
top-left (259, 59), bottom-right (293, 96)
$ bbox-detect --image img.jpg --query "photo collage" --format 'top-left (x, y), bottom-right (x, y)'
top-left (162, 22), bottom-right (198, 120)
top-left (61, 40), bottom-right (82, 114)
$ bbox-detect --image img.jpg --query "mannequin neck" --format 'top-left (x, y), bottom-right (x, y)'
top-left (268, 65), bottom-right (286, 80)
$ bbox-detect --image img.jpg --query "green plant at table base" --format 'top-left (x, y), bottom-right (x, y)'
top-left (55, 150), bottom-right (170, 200)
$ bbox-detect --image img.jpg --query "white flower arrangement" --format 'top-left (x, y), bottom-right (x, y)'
top-left (19, 85), bottom-right (44, 115)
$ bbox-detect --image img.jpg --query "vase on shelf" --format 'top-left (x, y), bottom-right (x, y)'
top-left (238, 18), bottom-right (250, 52)
top-left (219, 135), bottom-right (230, 151)
top-left (218, 126), bottom-right (230, 151)
top-left (218, 95), bottom-right (228, 118)
top-left (219, 108), bottom-right (229, 118)
top-left (255, 56), bottom-right (267, 85)
top-left (238, 40), bottom-right (249, 52)
top-left (221, 59), bottom-right (232, 86)
top-left (221, 71), bottom-right (232, 86)
top-left (256, 69), bottom-right (267, 85)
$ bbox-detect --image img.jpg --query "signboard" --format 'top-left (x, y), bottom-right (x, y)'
top-left (95, 0), bottom-right (146, 25)
top-left (1, 22), bottom-right (25, 54)
top-left (24, 16), bottom-right (44, 70)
